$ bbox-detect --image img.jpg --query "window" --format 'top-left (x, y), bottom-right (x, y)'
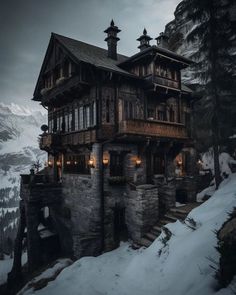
top-left (106, 99), bottom-right (110, 123)
top-left (79, 106), bottom-right (84, 130)
top-left (169, 106), bottom-right (175, 122)
top-left (91, 101), bottom-right (96, 126)
top-left (148, 108), bottom-right (155, 119)
top-left (110, 152), bottom-right (124, 176)
top-left (68, 112), bottom-right (73, 131)
top-left (64, 154), bottom-right (90, 174)
top-left (84, 105), bottom-right (90, 128)
top-left (63, 61), bottom-right (69, 77)
top-left (74, 108), bottom-right (79, 130)
top-left (64, 113), bottom-right (69, 132)
top-left (158, 110), bottom-right (165, 121)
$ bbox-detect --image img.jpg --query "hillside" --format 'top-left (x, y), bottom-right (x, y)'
top-left (0, 103), bottom-right (47, 254)
top-left (17, 174), bottom-right (236, 295)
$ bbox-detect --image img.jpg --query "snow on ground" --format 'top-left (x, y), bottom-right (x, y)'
top-left (201, 151), bottom-right (236, 177)
top-left (19, 174), bottom-right (236, 295)
top-left (18, 259), bottom-right (72, 295)
top-left (0, 253), bottom-right (27, 285)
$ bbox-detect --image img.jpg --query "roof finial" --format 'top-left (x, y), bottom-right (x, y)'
top-left (110, 19), bottom-right (115, 26)
top-left (143, 28), bottom-right (147, 36)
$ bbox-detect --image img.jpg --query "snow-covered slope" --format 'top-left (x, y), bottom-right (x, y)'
top-left (0, 103), bottom-right (47, 253)
top-left (19, 174), bottom-right (236, 295)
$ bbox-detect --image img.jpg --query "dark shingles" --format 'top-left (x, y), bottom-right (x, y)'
top-left (53, 33), bottom-right (137, 77)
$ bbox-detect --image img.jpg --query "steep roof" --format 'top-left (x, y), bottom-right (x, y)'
top-left (118, 45), bottom-right (193, 67)
top-left (53, 33), bottom-right (136, 77)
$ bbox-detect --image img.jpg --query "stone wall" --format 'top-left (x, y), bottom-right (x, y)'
top-left (60, 143), bottom-right (103, 258)
top-left (125, 184), bottom-right (158, 243)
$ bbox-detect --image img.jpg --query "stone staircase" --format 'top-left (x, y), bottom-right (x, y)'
top-left (133, 202), bottom-right (201, 249)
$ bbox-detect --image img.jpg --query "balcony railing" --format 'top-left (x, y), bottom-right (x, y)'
top-left (39, 129), bottom-right (97, 150)
top-left (145, 74), bottom-right (179, 89)
top-left (39, 133), bottom-right (61, 150)
top-left (62, 129), bottom-right (96, 145)
top-left (119, 119), bottom-right (188, 139)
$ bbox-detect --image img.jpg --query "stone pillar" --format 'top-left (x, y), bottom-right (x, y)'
top-left (25, 203), bottom-right (41, 272)
top-left (125, 184), bottom-right (158, 243)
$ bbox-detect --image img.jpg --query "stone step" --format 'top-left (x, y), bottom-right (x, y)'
top-left (153, 225), bottom-right (162, 233)
top-left (169, 208), bottom-right (188, 215)
top-left (164, 214), bottom-right (178, 222)
top-left (145, 232), bottom-right (157, 241)
top-left (139, 238), bottom-right (153, 248)
top-left (159, 218), bottom-right (173, 225)
top-left (150, 228), bottom-right (161, 236)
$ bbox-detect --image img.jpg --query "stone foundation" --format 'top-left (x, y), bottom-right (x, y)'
top-left (125, 184), bottom-right (158, 243)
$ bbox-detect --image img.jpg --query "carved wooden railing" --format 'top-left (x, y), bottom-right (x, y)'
top-left (39, 129), bottom-right (97, 150)
top-left (39, 133), bottom-right (61, 150)
top-left (119, 119), bottom-right (188, 139)
top-left (62, 129), bottom-right (96, 145)
top-left (145, 74), bottom-right (179, 89)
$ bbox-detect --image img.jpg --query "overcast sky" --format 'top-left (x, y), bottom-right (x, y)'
top-left (0, 0), bottom-right (181, 108)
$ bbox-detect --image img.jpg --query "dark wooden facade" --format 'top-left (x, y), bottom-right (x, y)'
top-left (9, 22), bottom-right (197, 280)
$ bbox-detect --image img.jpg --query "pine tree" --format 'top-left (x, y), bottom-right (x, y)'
top-left (186, 0), bottom-right (236, 189)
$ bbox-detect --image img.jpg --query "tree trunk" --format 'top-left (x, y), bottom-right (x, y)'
top-left (213, 143), bottom-right (221, 189)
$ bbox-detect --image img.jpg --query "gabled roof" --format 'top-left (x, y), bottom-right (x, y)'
top-left (118, 45), bottom-right (193, 67)
top-left (53, 33), bottom-right (135, 76)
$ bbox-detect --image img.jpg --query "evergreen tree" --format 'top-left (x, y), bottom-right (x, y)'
top-left (186, 0), bottom-right (236, 188)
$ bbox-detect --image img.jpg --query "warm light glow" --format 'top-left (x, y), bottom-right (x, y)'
top-left (48, 160), bottom-right (53, 167)
top-left (74, 161), bottom-right (78, 165)
top-left (177, 160), bottom-right (182, 165)
top-left (136, 158), bottom-right (142, 167)
top-left (56, 161), bottom-right (61, 167)
top-left (88, 158), bottom-right (95, 168)
top-left (66, 161), bottom-right (71, 165)
top-left (103, 158), bottom-right (109, 166)
top-left (198, 159), bottom-right (203, 165)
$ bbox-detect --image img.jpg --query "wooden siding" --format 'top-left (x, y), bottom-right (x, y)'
top-left (118, 119), bottom-right (188, 139)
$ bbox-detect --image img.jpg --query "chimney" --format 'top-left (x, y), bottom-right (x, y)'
top-left (137, 28), bottom-right (152, 51)
top-left (155, 32), bottom-right (169, 49)
top-left (104, 20), bottom-right (121, 60)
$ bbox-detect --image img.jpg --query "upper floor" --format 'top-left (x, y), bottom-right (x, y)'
top-left (33, 22), bottom-right (193, 151)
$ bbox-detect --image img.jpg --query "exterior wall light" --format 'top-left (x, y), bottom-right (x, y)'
top-left (136, 158), bottom-right (142, 168)
top-left (88, 158), bottom-right (95, 168)
top-left (48, 160), bottom-right (53, 167)
top-left (66, 160), bottom-right (71, 165)
top-left (74, 161), bottom-right (78, 165)
top-left (103, 158), bottom-right (109, 167)
top-left (56, 161), bottom-right (61, 167)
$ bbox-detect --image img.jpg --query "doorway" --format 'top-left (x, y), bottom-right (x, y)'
top-left (113, 207), bottom-right (128, 246)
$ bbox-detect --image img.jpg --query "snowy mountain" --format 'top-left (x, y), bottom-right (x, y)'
top-left (0, 103), bottom-right (47, 253)
top-left (17, 174), bottom-right (236, 295)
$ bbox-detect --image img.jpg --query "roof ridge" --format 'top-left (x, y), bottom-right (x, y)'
top-left (52, 32), bottom-right (128, 59)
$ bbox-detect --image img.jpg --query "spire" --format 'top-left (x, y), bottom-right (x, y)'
top-left (137, 28), bottom-right (152, 51)
top-left (104, 20), bottom-right (121, 60)
top-left (155, 32), bottom-right (169, 49)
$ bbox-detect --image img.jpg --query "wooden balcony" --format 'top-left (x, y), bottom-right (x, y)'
top-left (39, 129), bottom-right (97, 151)
top-left (145, 74), bottom-right (179, 90)
top-left (62, 129), bottom-right (96, 145)
top-left (39, 133), bottom-right (61, 151)
top-left (118, 119), bottom-right (188, 139)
